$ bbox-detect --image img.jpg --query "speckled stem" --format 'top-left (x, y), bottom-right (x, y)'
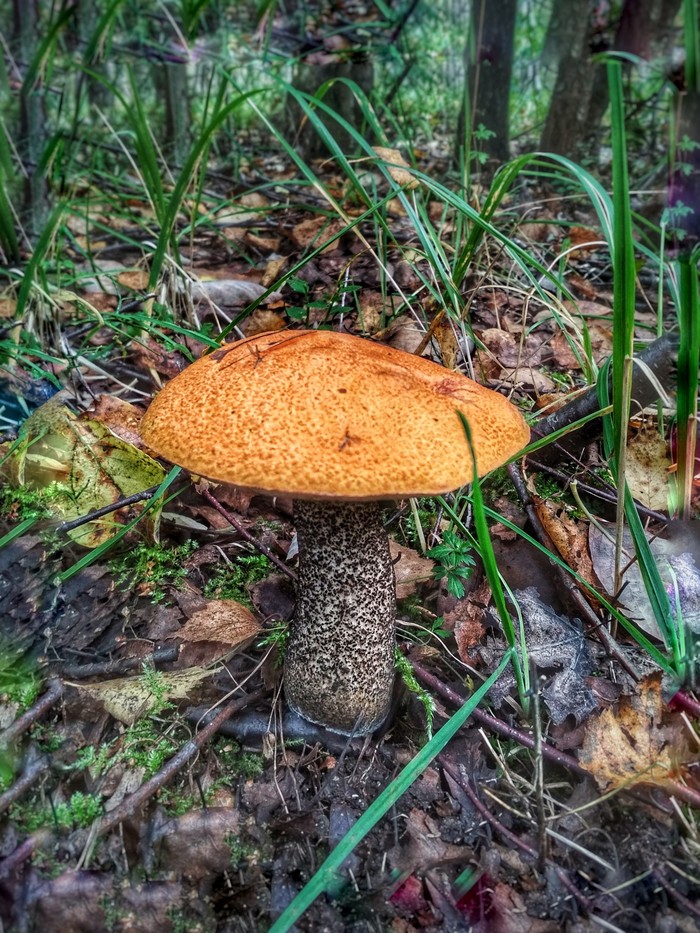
top-left (285, 500), bottom-right (396, 734)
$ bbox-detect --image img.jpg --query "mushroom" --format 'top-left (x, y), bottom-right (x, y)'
top-left (140, 329), bottom-right (530, 734)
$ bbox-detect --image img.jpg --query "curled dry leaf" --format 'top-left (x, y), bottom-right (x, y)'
top-left (372, 146), bottom-right (419, 189)
top-left (445, 577), bottom-right (491, 666)
top-left (579, 672), bottom-right (697, 794)
top-left (389, 540), bottom-right (434, 599)
top-left (528, 480), bottom-right (597, 590)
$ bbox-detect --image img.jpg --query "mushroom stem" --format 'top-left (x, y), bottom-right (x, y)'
top-left (285, 500), bottom-right (396, 734)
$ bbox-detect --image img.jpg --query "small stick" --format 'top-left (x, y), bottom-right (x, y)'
top-left (198, 485), bottom-right (296, 581)
top-left (59, 646), bottom-right (179, 680)
top-left (410, 658), bottom-right (587, 776)
top-left (56, 485), bottom-right (162, 533)
top-left (0, 687), bottom-right (267, 879)
top-left (0, 679), bottom-right (63, 747)
top-left (440, 755), bottom-right (593, 914)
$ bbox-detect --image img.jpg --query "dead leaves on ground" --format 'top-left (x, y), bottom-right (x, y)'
top-left (0, 398), bottom-right (164, 546)
top-left (579, 673), bottom-right (698, 795)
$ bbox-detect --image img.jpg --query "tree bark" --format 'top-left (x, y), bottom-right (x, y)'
top-left (456, 0), bottom-right (518, 165)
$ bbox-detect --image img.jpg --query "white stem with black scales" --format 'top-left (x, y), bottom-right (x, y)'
top-left (284, 500), bottom-right (397, 734)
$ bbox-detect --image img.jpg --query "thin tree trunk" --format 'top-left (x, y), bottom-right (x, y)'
top-left (456, 0), bottom-right (517, 165)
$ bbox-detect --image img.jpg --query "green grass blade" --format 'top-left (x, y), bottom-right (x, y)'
top-left (268, 647), bottom-right (515, 933)
top-left (675, 254), bottom-right (700, 517)
top-left (0, 517), bottom-right (38, 551)
top-left (456, 411), bottom-right (527, 704)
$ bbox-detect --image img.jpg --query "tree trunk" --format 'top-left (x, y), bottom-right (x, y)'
top-left (457, 0), bottom-right (517, 165)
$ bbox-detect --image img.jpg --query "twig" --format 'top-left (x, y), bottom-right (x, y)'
top-left (0, 754), bottom-right (50, 816)
top-left (0, 687), bottom-right (267, 879)
top-left (59, 646), bottom-right (179, 680)
top-left (531, 332), bottom-right (679, 458)
top-left (652, 866), bottom-right (700, 919)
top-left (198, 485), bottom-right (296, 581)
top-left (527, 457), bottom-right (668, 524)
top-left (409, 658), bottom-right (588, 776)
top-left (0, 679), bottom-right (63, 747)
top-left (440, 755), bottom-right (593, 914)
top-left (97, 685), bottom-right (268, 835)
top-left (413, 659), bottom-right (700, 810)
top-left (507, 462), bottom-right (640, 681)
top-left (55, 485), bottom-right (162, 534)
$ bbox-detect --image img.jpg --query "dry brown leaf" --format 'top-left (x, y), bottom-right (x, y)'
top-left (178, 599), bottom-right (261, 646)
top-left (0, 298), bottom-right (16, 319)
top-left (579, 673), bottom-right (697, 793)
top-left (445, 577), bottom-right (491, 665)
top-left (626, 425), bottom-right (672, 512)
top-left (261, 255), bottom-right (289, 287)
top-left (530, 487), bottom-right (596, 588)
top-left (245, 232), bottom-right (281, 252)
top-left (117, 269), bottom-right (150, 291)
top-left (86, 395), bottom-right (146, 448)
top-left (242, 307), bottom-right (287, 336)
top-left (389, 540), bottom-right (434, 599)
top-left (433, 317), bottom-right (459, 370)
top-left (289, 216), bottom-right (346, 251)
top-left (372, 146), bottom-right (419, 189)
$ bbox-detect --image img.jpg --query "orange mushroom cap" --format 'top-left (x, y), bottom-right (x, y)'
top-left (140, 329), bottom-right (530, 500)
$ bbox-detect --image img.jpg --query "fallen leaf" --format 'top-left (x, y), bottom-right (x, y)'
top-left (86, 395), bottom-right (147, 448)
top-left (530, 489), bottom-right (597, 590)
top-left (389, 540), bottom-right (434, 598)
top-left (626, 425), bottom-right (672, 511)
top-left (6, 400), bottom-right (165, 547)
top-left (445, 577), bottom-right (491, 665)
top-left (579, 673), bottom-right (697, 793)
top-left (588, 526), bottom-right (700, 640)
top-left (117, 269), bottom-right (150, 291)
top-left (483, 588), bottom-right (596, 724)
top-left (176, 599), bottom-right (260, 653)
top-left (189, 278), bottom-right (270, 307)
top-left (372, 146), bottom-right (419, 189)
top-left (77, 668), bottom-right (214, 725)
top-left (289, 216), bottom-right (346, 251)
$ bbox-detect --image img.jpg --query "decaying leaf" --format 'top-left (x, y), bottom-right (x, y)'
top-left (483, 588), bottom-right (596, 724)
top-left (625, 426), bottom-right (672, 512)
top-left (529, 485), bottom-right (597, 590)
top-left (389, 540), bottom-right (434, 599)
top-left (445, 577), bottom-right (491, 665)
top-left (188, 278), bottom-right (270, 307)
top-left (372, 146), bottom-right (419, 189)
top-left (3, 400), bottom-right (165, 547)
top-left (77, 668), bottom-right (214, 725)
top-left (589, 525), bottom-right (700, 640)
top-left (579, 673), bottom-right (697, 793)
top-left (175, 599), bottom-right (262, 665)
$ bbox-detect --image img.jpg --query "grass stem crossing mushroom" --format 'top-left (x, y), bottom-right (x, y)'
top-left (140, 329), bottom-right (530, 734)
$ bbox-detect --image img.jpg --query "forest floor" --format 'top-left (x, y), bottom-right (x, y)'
top-left (0, 158), bottom-right (699, 932)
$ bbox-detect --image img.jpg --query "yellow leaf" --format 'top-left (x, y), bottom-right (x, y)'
top-left (77, 668), bottom-right (214, 725)
top-left (579, 673), bottom-right (696, 793)
top-left (372, 147), bottom-right (420, 189)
